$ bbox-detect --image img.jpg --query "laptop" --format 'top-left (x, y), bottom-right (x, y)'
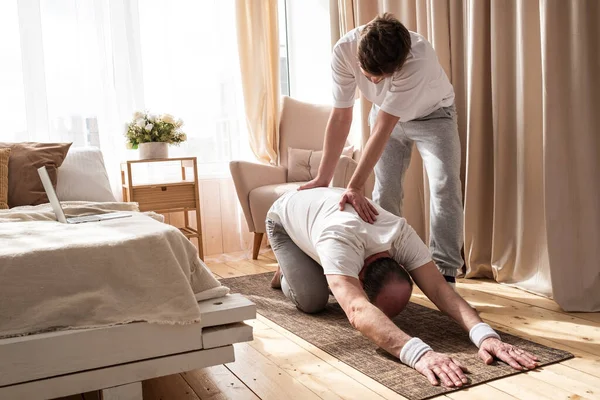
top-left (37, 166), bottom-right (131, 224)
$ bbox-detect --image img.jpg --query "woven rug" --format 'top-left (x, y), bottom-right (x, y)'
top-left (221, 272), bottom-right (573, 400)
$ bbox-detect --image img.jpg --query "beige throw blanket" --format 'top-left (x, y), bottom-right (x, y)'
top-left (0, 202), bottom-right (229, 339)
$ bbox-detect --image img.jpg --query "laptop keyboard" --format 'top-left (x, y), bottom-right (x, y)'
top-left (69, 215), bottom-right (102, 223)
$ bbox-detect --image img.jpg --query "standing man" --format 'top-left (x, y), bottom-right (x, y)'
top-left (300, 13), bottom-right (463, 283)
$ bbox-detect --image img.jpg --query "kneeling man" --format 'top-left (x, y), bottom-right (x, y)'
top-left (266, 187), bottom-right (537, 387)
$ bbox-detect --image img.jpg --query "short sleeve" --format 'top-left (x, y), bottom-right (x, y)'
top-left (391, 221), bottom-right (432, 271)
top-left (315, 236), bottom-right (363, 278)
top-left (331, 44), bottom-right (357, 108)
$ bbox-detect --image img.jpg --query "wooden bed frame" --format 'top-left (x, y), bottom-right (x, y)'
top-left (0, 293), bottom-right (256, 400)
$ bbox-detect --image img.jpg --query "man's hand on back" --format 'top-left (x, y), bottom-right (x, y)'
top-left (478, 337), bottom-right (538, 370)
top-left (339, 188), bottom-right (379, 223)
top-left (414, 351), bottom-right (469, 387)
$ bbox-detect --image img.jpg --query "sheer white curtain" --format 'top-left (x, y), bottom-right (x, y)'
top-left (282, 0), bottom-right (362, 146)
top-left (0, 0), bottom-right (252, 193)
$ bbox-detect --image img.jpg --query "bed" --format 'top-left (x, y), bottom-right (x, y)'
top-left (0, 147), bottom-right (255, 399)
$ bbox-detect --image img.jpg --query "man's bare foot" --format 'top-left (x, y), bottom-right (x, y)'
top-left (271, 267), bottom-right (282, 289)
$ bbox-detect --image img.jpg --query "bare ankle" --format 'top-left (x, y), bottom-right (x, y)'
top-left (270, 267), bottom-right (282, 289)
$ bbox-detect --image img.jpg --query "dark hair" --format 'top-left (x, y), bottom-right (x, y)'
top-left (362, 257), bottom-right (413, 303)
top-left (357, 13), bottom-right (411, 76)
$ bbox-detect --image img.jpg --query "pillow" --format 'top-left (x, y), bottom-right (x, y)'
top-left (56, 147), bottom-right (116, 202)
top-left (0, 142), bottom-right (72, 207)
top-left (287, 145), bottom-right (354, 182)
top-left (0, 148), bottom-right (10, 209)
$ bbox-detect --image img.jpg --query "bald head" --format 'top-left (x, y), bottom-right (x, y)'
top-left (373, 278), bottom-right (412, 318)
top-left (360, 255), bottom-right (414, 319)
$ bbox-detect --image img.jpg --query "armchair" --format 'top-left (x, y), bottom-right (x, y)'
top-left (230, 96), bottom-right (374, 259)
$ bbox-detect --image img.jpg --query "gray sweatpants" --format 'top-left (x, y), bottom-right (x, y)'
top-left (370, 104), bottom-right (463, 277)
top-left (266, 218), bottom-right (330, 313)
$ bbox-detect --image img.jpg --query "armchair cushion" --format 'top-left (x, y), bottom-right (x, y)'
top-left (287, 145), bottom-right (354, 182)
top-left (249, 182), bottom-right (304, 233)
top-left (230, 161), bottom-right (287, 232)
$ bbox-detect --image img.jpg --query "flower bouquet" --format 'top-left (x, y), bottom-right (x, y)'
top-left (125, 111), bottom-right (187, 159)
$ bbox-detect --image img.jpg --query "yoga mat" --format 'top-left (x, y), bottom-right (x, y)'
top-left (221, 272), bottom-right (573, 400)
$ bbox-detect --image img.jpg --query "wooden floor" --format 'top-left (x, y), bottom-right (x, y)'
top-left (65, 250), bottom-right (600, 400)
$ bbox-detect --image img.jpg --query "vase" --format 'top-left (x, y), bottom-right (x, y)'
top-left (139, 142), bottom-right (168, 159)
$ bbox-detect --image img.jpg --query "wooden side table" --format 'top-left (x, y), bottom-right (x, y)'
top-left (121, 157), bottom-right (204, 260)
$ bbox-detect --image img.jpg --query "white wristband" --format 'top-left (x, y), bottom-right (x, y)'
top-left (399, 337), bottom-right (432, 368)
top-left (469, 322), bottom-right (501, 348)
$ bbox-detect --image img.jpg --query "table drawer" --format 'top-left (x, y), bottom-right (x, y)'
top-left (132, 183), bottom-right (196, 212)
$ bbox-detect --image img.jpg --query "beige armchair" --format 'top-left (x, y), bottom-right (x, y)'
top-left (230, 96), bottom-right (374, 259)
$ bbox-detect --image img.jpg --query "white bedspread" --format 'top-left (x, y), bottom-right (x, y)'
top-left (0, 202), bottom-right (229, 339)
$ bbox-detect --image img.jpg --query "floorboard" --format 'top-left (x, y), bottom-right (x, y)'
top-left (488, 372), bottom-right (592, 399)
top-left (182, 365), bottom-right (260, 400)
top-left (250, 320), bottom-right (396, 400)
top-left (445, 384), bottom-right (518, 400)
top-left (225, 342), bottom-right (323, 400)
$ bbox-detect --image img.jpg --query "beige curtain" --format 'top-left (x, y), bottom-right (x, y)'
top-left (331, 0), bottom-right (600, 311)
top-left (235, 0), bottom-right (280, 164)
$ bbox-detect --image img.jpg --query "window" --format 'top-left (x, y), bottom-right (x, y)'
top-left (278, 0), bottom-right (333, 105)
top-left (0, 1), bottom-right (28, 142)
top-left (1, 0), bottom-right (252, 187)
top-left (278, 0), bottom-right (290, 96)
top-left (278, 1), bottom-right (362, 146)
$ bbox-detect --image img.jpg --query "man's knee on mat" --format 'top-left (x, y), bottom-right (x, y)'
top-left (282, 276), bottom-right (329, 314)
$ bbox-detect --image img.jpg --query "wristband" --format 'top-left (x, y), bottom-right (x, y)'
top-left (469, 322), bottom-right (501, 348)
top-left (399, 337), bottom-right (433, 368)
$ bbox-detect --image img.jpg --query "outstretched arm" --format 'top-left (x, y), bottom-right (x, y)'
top-left (327, 274), bottom-right (468, 387)
top-left (410, 262), bottom-right (480, 330)
top-left (337, 110), bottom-right (399, 223)
top-left (299, 107), bottom-right (353, 189)
top-left (411, 262), bottom-right (538, 370)
top-left (346, 110), bottom-right (399, 192)
top-left (327, 274), bottom-right (411, 356)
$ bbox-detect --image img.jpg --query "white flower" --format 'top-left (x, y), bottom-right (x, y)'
top-left (175, 118), bottom-right (184, 128)
top-left (148, 114), bottom-right (157, 122)
top-left (180, 133), bottom-right (187, 141)
top-left (133, 111), bottom-right (144, 119)
top-left (145, 123), bottom-right (154, 132)
top-left (126, 142), bottom-right (133, 150)
top-left (161, 114), bottom-right (176, 124)
top-left (135, 118), bottom-right (145, 128)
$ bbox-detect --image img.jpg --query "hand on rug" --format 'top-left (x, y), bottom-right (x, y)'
top-left (478, 337), bottom-right (539, 370)
top-left (414, 351), bottom-right (469, 388)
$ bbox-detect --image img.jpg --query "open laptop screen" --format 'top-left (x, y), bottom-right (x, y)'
top-left (37, 166), bottom-right (68, 223)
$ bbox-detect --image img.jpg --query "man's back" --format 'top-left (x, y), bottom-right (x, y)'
top-left (268, 187), bottom-right (412, 278)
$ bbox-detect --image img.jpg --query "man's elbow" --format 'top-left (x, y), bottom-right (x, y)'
top-left (331, 107), bottom-right (353, 124)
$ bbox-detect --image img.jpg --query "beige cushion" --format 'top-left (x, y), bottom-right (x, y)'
top-left (0, 142), bottom-right (72, 207)
top-left (0, 148), bottom-right (10, 209)
top-left (249, 182), bottom-right (304, 233)
top-left (287, 145), bottom-right (354, 182)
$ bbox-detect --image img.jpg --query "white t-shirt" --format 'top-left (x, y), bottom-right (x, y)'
top-left (332, 27), bottom-right (454, 122)
top-left (267, 188), bottom-right (432, 278)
